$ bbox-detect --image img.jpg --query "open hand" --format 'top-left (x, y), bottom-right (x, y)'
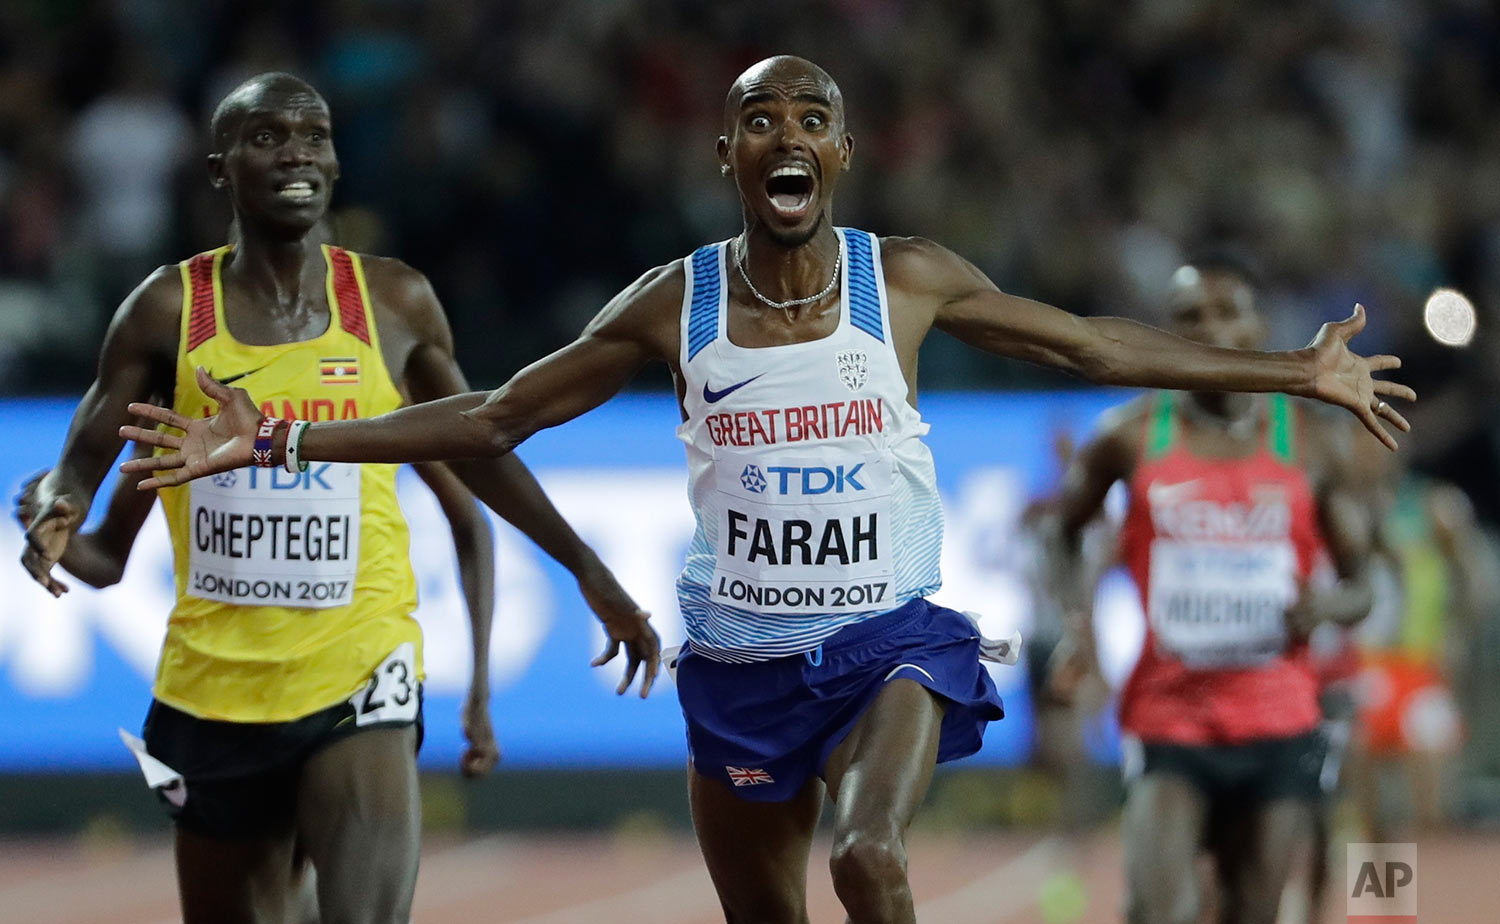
top-left (459, 689), bottom-right (501, 778)
top-left (17, 471), bottom-right (81, 597)
top-left (1306, 305), bottom-right (1415, 451)
top-left (118, 367), bottom-right (264, 489)
top-left (578, 561), bottom-right (660, 698)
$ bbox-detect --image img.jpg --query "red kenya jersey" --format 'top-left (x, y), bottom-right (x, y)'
top-left (1117, 393), bottom-right (1324, 745)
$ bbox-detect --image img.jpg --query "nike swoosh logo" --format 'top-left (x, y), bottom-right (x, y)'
top-left (702, 374), bottom-right (764, 404)
top-left (214, 365), bottom-right (268, 386)
top-left (1147, 479), bottom-right (1201, 505)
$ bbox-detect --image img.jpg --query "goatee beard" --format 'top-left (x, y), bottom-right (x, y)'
top-left (765, 212), bottom-right (825, 247)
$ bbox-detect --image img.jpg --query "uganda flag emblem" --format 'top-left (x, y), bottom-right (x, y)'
top-left (320, 357), bottom-right (360, 385)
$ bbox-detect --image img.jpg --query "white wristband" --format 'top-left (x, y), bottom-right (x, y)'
top-left (284, 420), bottom-right (311, 473)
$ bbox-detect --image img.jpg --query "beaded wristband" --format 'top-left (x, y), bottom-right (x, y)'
top-left (283, 420), bottom-right (311, 474)
top-left (252, 416), bottom-right (286, 468)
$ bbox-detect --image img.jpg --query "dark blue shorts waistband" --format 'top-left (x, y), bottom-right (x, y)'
top-left (816, 597), bottom-right (929, 654)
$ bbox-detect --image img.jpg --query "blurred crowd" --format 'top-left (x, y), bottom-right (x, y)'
top-left (1, 0), bottom-right (1498, 517)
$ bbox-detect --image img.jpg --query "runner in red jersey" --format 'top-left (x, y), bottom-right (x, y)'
top-left (1044, 253), bottom-right (1376, 924)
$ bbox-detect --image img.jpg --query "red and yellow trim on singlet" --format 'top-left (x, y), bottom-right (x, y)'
top-left (153, 244), bottom-right (421, 723)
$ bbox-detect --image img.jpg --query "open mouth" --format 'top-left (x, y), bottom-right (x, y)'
top-left (764, 165), bottom-right (815, 217)
top-left (276, 180), bottom-right (317, 202)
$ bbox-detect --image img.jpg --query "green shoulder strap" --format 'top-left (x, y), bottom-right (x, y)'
top-left (1146, 392), bottom-right (1177, 459)
top-left (1267, 393), bottom-right (1295, 463)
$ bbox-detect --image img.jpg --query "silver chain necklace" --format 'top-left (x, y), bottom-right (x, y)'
top-left (733, 236), bottom-right (841, 319)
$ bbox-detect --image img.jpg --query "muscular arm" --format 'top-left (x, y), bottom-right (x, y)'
top-left (1290, 419), bottom-right (1375, 632)
top-left (53, 441), bottom-right (158, 588)
top-left (1039, 406), bottom-right (1140, 661)
top-left (367, 260), bottom-right (673, 694)
top-left (21, 271), bottom-right (177, 593)
top-left (411, 460), bottom-right (500, 776)
top-left (381, 262), bottom-right (666, 571)
top-left (413, 461), bottom-right (494, 687)
top-left (883, 238), bottom-right (1412, 447)
top-left (299, 263), bottom-right (680, 466)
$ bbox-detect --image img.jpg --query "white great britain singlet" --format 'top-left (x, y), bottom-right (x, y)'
top-left (676, 228), bottom-right (944, 663)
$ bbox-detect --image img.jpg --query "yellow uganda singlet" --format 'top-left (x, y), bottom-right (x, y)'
top-left (154, 244), bottom-right (422, 722)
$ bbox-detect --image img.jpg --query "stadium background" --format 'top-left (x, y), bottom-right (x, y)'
top-left (3, 1), bottom-right (1500, 922)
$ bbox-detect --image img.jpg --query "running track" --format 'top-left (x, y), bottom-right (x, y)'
top-left (2, 830), bottom-right (1495, 922)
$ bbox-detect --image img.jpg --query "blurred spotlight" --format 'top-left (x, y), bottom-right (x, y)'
top-left (1422, 288), bottom-right (1477, 347)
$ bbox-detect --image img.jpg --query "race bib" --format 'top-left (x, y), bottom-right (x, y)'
top-left (709, 449), bottom-right (894, 614)
top-left (349, 642), bottom-right (419, 726)
top-left (187, 463), bottom-right (361, 608)
top-left (1148, 539), bottom-right (1295, 668)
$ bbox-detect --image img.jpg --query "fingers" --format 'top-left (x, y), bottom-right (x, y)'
top-left (119, 424), bottom-right (181, 449)
top-left (638, 643), bottom-right (660, 699)
top-left (20, 547), bottom-right (68, 597)
top-left (1366, 354), bottom-right (1401, 372)
top-left (196, 365), bottom-right (228, 401)
top-left (124, 402), bottom-right (193, 433)
top-left (138, 468), bottom-right (194, 491)
top-left (1372, 379), bottom-right (1417, 403)
top-left (636, 622), bottom-right (660, 698)
top-left (120, 451), bottom-right (183, 474)
top-left (1340, 303), bottom-right (1367, 336)
top-left (1356, 404), bottom-right (1398, 452)
top-left (591, 637), bottom-right (619, 668)
top-left (617, 654), bottom-right (639, 696)
top-left (1374, 399), bottom-right (1411, 433)
top-left (460, 743), bottom-right (500, 778)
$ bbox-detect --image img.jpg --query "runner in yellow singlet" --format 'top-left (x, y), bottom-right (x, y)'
top-left (18, 73), bottom-right (658, 924)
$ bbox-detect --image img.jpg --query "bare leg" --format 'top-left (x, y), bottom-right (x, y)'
top-left (1215, 798), bottom-right (1312, 924)
top-left (295, 726), bottom-right (420, 924)
top-left (1123, 774), bottom-right (1208, 924)
top-left (174, 825), bottom-right (299, 924)
top-left (291, 854), bottom-right (320, 924)
top-left (689, 766), bottom-right (824, 924)
top-left (821, 678), bottom-right (946, 924)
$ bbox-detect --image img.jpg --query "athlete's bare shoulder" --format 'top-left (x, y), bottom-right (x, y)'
top-left (581, 259), bottom-right (686, 365)
top-left (110, 264), bottom-right (184, 356)
top-left (877, 236), bottom-right (975, 297)
top-left (1091, 394), bottom-right (1154, 463)
top-left (350, 253), bottom-right (440, 322)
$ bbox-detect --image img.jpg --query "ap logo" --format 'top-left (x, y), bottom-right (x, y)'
top-left (740, 465), bottom-right (767, 493)
top-left (1347, 843), bottom-right (1416, 922)
top-left (211, 471), bottom-right (238, 489)
top-left (836, 349), bottom-right (868, 391)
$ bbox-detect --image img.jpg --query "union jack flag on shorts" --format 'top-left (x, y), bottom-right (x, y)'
top-left (251, 448), bottom-right (273, 466)
top-left (726, 766), bottom-right (774, 787)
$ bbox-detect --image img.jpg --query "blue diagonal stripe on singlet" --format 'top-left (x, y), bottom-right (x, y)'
top-left (687, 244), bottom-right (721, 360)
top-left (842, 230), bottom-right (884, 342)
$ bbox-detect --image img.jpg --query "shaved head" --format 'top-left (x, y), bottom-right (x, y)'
top-left (724, 56), bottom-right (846, 134)
top-left (210, 72), bottom-right (326, 151)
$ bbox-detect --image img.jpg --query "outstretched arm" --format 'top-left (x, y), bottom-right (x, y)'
top-left (885, 239), bottom-right (1414, 449)
top-left (412, 460), bottom-right (500, 776)
top-left (122, 263), bottom-right (681, 472)
top-left (122, 260), bottom-right (684, 696)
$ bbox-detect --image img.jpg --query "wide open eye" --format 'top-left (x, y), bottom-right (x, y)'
top-left (748, 114), bottom-right (771, 131)
top-left (802, 112), bottom-right (826, 131)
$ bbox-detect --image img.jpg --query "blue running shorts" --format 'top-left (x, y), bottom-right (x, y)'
top-left (673, 597), bottom-right (1005, 802)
